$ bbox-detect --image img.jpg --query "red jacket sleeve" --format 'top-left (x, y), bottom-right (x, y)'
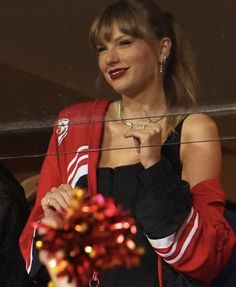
top-left (19, 127), bottom-right (62, 272)
top-left (149, 178), bottom-right (236, 284)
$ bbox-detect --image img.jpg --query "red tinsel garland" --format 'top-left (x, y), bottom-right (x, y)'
top-left (36, 188), bottom-right (144, 286)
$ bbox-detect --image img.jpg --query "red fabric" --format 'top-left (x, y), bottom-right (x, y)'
top-left (167, 179), bottom-right (235, 284)
top-left (148, 178), bottom-right (235, 285)
top-left (19, 99), bottom-right (109, 270)
top-left (19, 100), bottom-right (236, 284)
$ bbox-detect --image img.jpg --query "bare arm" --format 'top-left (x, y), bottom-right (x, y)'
top-left (181, 114), bottom-right (222, 187)
top-left (135, 114), bottom-right (235, 282)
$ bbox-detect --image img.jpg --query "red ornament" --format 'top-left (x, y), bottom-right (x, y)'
top-left (36, 188), bottom-right (144, 286)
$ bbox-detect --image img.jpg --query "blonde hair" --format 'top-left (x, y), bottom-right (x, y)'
top-left (89, 0), bottom-right (197, 134)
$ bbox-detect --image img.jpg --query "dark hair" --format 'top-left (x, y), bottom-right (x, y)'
top-left (90, 0), bottom-right (197, 133)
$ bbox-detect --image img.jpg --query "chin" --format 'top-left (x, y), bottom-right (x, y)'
top-left (106, 76), bottom-right (141, 96)
top-left (113, 82), bottom-right (146, 98)
top-left (109, 80), bottom-right (135, 95)
top-left (111, 86), bottom-right (132, 96)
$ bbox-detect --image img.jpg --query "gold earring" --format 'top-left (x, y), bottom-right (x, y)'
top-left (160, 57), bottom-right (166, 73)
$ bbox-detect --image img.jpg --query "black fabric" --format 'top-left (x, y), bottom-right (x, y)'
top-left (0, 162), bottom-right (34, 287)
top-left (135, 158), bottom-right (191, 239)
top-left (162, 261), bottom-right (202, 287)
top-left (96, 160), bottom-right (199, 287)
top-left (90, 119), bottom-right (201, 287)
top-left (97, 163), bottom-right (159, 286)
top-left (161, 119), bottom-right (184, 178)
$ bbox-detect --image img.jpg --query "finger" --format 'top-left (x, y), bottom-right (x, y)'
top-left (41, 194), bottom-right (66, 214)
top-left (124, 129), bottom-right (162, 152)
top-left (40, 215), bottom-right (62, 229)
top-left (49, 187), bottom-right (73, 208)
top-left (58, 184), bottom-right (73, 195)
top-left (51, 186), bottom-right (72, 205)
top-left (133, 136), bottom-right (141, 153)
top-left (124, 130), bottom-right (143, 153)
top-left (135, 123), bottom-right (163, 142)
top-left (41, 196), bottom-right (51, 210)
top-left (38, 213), bottom-right (64, 237)
top-left (124, 129), bottom-right (148, 139)
top-left (48, 196), bottom-right (67, 213)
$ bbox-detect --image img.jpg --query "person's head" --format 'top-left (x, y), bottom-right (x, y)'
top-left (90, 0), bottom-right (197, 125)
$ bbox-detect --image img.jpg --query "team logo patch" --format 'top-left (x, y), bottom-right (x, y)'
top-left (56, 118), bottom-right (69, 145)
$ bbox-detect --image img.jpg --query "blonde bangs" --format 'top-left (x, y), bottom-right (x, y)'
top-left (89, 2), bottom-right (152, 48)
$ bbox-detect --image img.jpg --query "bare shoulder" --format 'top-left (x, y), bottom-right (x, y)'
top-left (180, 113), bottom-right (222, 186)
top-left (181, 113), bottom-right (220, 143)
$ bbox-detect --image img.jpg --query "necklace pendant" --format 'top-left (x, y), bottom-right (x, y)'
top-left (125, 122), bottom-right (133, 129)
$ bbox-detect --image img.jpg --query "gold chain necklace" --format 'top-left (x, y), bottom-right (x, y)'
top-left (118, 101), bottom-right (165, 128)
top-left (118, 101), bottom-right (133, 128)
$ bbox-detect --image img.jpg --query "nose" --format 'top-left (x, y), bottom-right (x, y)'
top-left (105, 47), bottom-right (119, 65)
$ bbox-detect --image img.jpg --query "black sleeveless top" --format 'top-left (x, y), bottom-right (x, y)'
top-left (97, 120), bottom-right (184, 221)
top-left (79, 119), bottom-right (201, 287)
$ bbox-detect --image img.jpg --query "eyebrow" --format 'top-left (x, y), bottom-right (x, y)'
top-left (113, 34), bottom-right (128, 42)
top-left (97, 34), bottom-right (131, 46)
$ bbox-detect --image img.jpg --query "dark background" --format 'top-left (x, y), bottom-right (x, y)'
top-left (0, 0), bottom-right (235, 200)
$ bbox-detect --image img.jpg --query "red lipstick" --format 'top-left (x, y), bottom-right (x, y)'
top-left (109, 68), bottom-right (129, 80)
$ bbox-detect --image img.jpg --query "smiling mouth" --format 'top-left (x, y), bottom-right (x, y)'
top-left (109, 68), bottom-right (129, 80)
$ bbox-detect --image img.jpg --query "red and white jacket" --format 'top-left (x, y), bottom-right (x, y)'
top-left (19, 99), bottom-right (236, 285)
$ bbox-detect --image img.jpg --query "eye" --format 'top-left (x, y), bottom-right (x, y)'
top-left (119, 38), bottom-right (134, 46)
top-left (96, 45), bottom-right (106, 53)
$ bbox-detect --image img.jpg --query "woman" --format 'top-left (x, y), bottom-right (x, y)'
top-left (20, 0), bottom-right (236, 286)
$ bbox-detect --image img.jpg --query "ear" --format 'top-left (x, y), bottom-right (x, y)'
top-left (158, 37), bottom-right (172, 62)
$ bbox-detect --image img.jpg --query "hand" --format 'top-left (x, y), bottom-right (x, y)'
top-left (41, 184), bottom-right (73, 219)
top-left (124, 118), bottom-right (162, 169)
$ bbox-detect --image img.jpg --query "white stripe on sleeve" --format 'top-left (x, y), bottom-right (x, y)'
top-left (147, 207), bottom-right (194, 253)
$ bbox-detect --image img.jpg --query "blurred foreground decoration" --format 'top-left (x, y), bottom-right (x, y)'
top-left (36, 188), bottom-right (144, 286)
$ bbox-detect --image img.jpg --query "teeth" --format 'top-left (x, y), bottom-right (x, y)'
top-left (110, 69), bottom-right (126, 76)
top-left (112, 70), bottom-right (122, 75)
